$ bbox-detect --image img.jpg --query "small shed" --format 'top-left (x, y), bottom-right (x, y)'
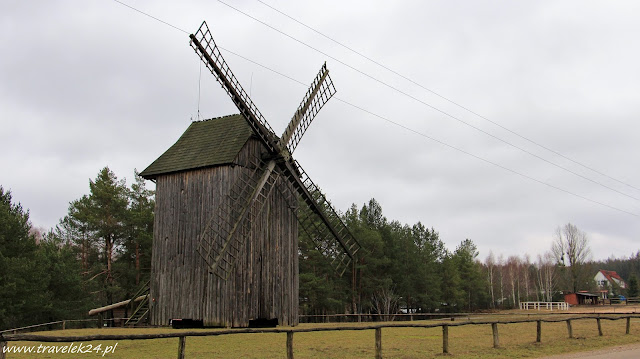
top-left (564, 292), bottom-right (600, 306)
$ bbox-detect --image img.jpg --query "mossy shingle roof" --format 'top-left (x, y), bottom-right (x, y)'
top-left (140, 114), bottom-right (253, 179)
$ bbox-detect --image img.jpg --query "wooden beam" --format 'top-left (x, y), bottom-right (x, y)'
top-left (442, 325), bottom-right (449, 354)
top-left (491, 323), bottom-right (499, 348)
top-left (375, 328), bottom-right (382, 359)
top-left (627, 317), bottom-right (631, 334)
top-left (88, 295), bottom-right (147, 316)
top-left (287, 331), bottom-right (294, 359)
top-left (536, 320), bottom-right (541, 343)
top-left (596, 318), bottom-right (603, 336)
top-left (177, 336), bottom-right (186, 359)
top-left (566, 319), bottom-right (573, 339)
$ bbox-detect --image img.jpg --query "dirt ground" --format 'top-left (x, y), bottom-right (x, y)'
top-left (565, 304), bottom-right (640, 314)
top-left (539, 342), bottom-right (640, 359)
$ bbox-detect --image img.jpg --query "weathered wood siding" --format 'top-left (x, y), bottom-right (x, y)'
top-left (150, 138), bottom-right (298, 327)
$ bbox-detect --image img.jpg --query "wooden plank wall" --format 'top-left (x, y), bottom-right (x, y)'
top-left (150, 138), bottom-right (298, 327)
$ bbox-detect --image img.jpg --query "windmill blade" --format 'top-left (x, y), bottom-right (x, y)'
top-left (280, 63), bottom-right (336, 155)
top-left (277, 159), bottom-right (361, 276)
top-left (197, 155), bottom-right (279, 279)
top-left (189, 21), bottom-right (280, 155)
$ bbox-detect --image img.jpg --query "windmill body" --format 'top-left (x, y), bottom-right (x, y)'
top-left (140, 22), bottom-right (360, 328)
top-left (141, 115), bottom-right (298, 327)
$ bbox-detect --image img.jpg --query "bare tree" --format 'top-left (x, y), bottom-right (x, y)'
top-left (486, 252), bottom-right (497, 309)
top-left (371, 287), bottom-right (399, 322)
top-left (506, 256), bottom-right (521, 308)
top-left (522, 254), bottom-right (531, 302)
top-left (535, 251), bottom-right (556, 302)
top-left (497, 254), bottom-right (505, 308)
top-left (552, 223), bottom-right (591, 293)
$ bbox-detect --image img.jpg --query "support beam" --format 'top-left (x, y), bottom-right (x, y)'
top-left (88, 295), bottom-right (148, 316)
top-left (566, 320), bottom-right (573, 339)
top-left (597, 318), bottom-right (603, 336)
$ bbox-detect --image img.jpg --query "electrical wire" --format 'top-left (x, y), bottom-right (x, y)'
top-left (204, 45), bottom-right (640, 218)
top-left (108, 0), bottom-right (640, 217)
top-left (256, 0), bottom-right (640, 193)
top-left (216, 0), bottom-right (640, 202)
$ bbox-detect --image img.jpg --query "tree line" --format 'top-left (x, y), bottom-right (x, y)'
top-left (1, 166), bottom-right (639, 330)
top-left (0, 167), bottom-right (154, 330)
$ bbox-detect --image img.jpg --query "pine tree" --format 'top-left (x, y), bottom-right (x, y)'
top-left (62, 167), bottom-right (129, 306)
top-left (0, 187), bottom-right (89, 329)
top-left (628, 274), bottom-right (639, 298)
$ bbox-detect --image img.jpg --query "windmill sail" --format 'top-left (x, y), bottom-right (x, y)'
top-left (274, 160), bottom-right (361, 275)
top-left (282, 160), bottom-right (360, 275)
top-left (190, 21), bottom-right (360, 279)
top-left (197, 155), bottom-right (280, 279)
top-left (190, 21), bottom-right (280, 154)
top-left (280, 63), bottom-right (336, 154)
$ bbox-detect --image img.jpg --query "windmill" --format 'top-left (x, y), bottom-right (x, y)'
top-left (140, 21), bottom-right (360, 327)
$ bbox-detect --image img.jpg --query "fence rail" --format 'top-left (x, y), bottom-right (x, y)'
top-left (0, 318), bottom-right (130, 335)
top-left (1, 314), bottom-right (639, 359)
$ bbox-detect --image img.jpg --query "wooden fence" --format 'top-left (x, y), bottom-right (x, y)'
top-left (519, 302), bottom-right (569, 311)
top-left (0, 318), bottom-right (129, 336)
top-left (1, 314), bottom-right (638, 359)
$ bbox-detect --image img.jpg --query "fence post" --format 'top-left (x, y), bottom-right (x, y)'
top-left (442, 325), bottom-right (449, 354)
top-left (1, 337), bottom-right (6, 359)
top-left (566, 319), bottom-right (573, 339)
top-left (375, 327), bottom-right (382, 359)
top-left (177, 336), bottom-right (186, 359)
top-left (491, 323), bottom-right (499, 348)
top-left (626, 317), bottom-right (631, 335)
top-left (287, 331), bottom-right (294, 359)
top-left (62, 321), bottom-right (66, 330)
top-left (536, 320), bottom-right (541, 343)
top-left (596, 318), bottom-right (603, 336)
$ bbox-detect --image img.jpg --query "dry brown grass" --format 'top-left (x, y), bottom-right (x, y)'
top-left (5, 312), bottom-right (640, 358)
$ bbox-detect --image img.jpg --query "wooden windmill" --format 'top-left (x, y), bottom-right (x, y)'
top-left (140, 21), bottom-right (360, 327)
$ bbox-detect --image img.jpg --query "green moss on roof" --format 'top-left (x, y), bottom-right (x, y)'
top-left (140, 114), bottom-right (253, 179)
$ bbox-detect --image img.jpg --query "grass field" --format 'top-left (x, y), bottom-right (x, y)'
top-left (5, 315), bottom-right (640, 358)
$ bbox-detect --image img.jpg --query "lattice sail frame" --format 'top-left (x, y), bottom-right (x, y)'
top-left (281, 63), bottom-right (336, 154)
top-left (190, 22), bottom-right (279, 153)
top-left (190, 21), bottom-right (360, 278)
top-left (198, 155), bottom-right (280, 279)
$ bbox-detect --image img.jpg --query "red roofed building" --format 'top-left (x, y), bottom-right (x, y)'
top-left (594, 270), bottom-right (627, 298)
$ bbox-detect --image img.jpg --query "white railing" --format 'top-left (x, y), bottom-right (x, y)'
top-left (519, 302), bottom-right (569, 311)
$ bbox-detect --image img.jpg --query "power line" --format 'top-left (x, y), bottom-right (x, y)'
top-left (215, 47), bottom-right (639, 218)
top-left (112, 0), bottom-right (188, 34)
top-left (108, 0), bottom-right (639, 217)
top-left (217, 0), bottom-right (639, 202)
top-left (256, 0), bottom-right (640, 194)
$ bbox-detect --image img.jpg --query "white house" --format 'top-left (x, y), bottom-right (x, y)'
top-left (594, 269), bottom-right (627, 298)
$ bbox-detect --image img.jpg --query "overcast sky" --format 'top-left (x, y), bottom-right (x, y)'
top-left (2, 0), bottom-right (639, 262)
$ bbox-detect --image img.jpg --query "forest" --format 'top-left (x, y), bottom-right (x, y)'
top-left (1, 166), bottom-right (639, 330)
